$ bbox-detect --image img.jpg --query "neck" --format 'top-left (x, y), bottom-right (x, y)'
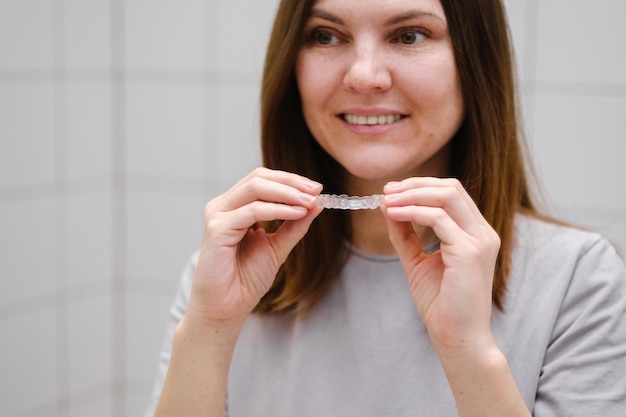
top-left (342, 153), bottom-right (451, 255)
top-left (349, 209), bottom-right (436, 256)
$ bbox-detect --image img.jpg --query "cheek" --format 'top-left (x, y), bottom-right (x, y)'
top-left (295, 52), bottom-right (341, 113)
top-left (295, 58), bottom-right (339, 148)
top-left (409, 65), bottom-right (464, 124)
top-left (295, 58), bottom-right (318, 125)
top-left (295, 54), bottom-right (322, 101)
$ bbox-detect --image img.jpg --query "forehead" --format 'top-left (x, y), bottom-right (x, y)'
top-left (308, 0), bottom-right (446, 22)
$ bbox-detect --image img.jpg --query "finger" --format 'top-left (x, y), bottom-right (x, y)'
top-left (206, 202), bottom-right (312, 249)
top-left (268, 204), bottom-right (324, 262)
top-left (384, 177), bottom-right (485, 228)
top-left (218, 168), bottom-right (322, 211)
top-left (219, 201), bottom-right (313, 233)
top-left (385, 204), bottom-right (465, 247)
top-left (384, 186), bottom-right (484, 236)
top-left (385, 177), bottom-right (483, 220)
top-left (383, 208), bottom-right (426, 267)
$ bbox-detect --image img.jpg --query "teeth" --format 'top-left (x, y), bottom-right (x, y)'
top-left (344, 114), bottom-right (402, 125)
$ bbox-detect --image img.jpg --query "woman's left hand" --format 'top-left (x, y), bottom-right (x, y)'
top-left (382, 177), bottom-right (501, 354)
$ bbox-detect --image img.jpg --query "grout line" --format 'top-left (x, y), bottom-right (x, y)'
top-left (0, 177), bottom-right (111, 203)
top-left (126, 175), bottom-right (206, 194)
top-left (125, 276), bottom-right (184, 297)
top-left (531, 80), bottom-right (626, 98)
top-left (13, 382), bottom-right (114, 417)
top-left (522, 0), bottom-right (540, 135)
top-left (523, 0), bottom-right (540, 91)
top-left (202, 0), bottom-right (220, 199)
top-left (4, 67), bottom-right (625, 95)
top-left (0, 68), bottom-right (110, 84)
top-left (53, 0), bottom-right (70, 414)
top-left (0, 175), bottom-right (227, 204)
top-left (0, 68), bottom-right (260, 86)
top-left (111, 0), bottom-right (127, 415)
top-left (0, 280), bottom-right (112, 320)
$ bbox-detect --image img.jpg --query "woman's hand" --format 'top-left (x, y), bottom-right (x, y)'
top-left (186, 168), bottom-right (323, 328)
top-left (382, 177), bottom-right (501, 354)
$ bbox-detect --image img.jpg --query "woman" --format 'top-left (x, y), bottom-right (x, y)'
top-left (147, 0), bottom-right (626, 416)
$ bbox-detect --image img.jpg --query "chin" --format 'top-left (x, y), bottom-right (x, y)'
top-left (343, 161), bottom-right (409, 183)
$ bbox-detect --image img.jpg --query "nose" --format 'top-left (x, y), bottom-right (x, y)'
top-left (343, 42), bottom-right (392, 94)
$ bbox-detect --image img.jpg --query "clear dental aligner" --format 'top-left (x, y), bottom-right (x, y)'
top-left (317, 194), bottom-right (384, 210)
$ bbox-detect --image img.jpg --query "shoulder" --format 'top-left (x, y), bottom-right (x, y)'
top-left (511, 213), bottom-right (623, 273)
top-left (507, 213), bottom-right (625, 314)
top-left (508, 213), bottom-right (625, 317)
top-left (513, 213), bottom-right (605, 252)
top-left (507, 215), bottom-right (626, 413)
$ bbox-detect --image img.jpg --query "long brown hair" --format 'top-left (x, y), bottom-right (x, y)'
top-left (256, 0), bottom-right (538, 313)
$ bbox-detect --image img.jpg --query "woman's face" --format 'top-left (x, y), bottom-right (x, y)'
top-left (295, 0), bottom-right (464, 192)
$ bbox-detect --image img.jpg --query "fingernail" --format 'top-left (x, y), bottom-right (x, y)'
top-left (385, 181), bottom-right (400, 191)
top-left (303, 179), bottom-right (322, 191)
top-left (384, 193), bottom-right (398, 202)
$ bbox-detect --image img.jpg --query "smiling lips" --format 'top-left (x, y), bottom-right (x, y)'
top-left (342, 113), bottom-right (403, 125)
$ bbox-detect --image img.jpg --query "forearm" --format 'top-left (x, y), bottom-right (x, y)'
top-left (154, 315), bottom-right (243, 417)
top-left (438, 343), bottom-right (531, 417)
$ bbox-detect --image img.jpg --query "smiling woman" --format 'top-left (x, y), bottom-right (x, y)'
top-left (145, 0), bottom-right (626, 416)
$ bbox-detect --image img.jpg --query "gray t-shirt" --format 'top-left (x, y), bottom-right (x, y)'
top-left (145, 214), bottom-right (626, 416)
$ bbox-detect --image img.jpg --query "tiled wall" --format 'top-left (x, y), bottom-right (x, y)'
top-left (0, 1), bottom-right (624, 416)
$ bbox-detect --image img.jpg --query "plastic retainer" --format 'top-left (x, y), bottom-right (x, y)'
top-left (316, 194), bottom-right (384, 210)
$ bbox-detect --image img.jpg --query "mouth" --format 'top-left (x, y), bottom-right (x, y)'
top-left (341, 113), bottom-right (405, 126)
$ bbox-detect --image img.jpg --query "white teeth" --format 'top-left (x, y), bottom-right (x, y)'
top-left (344, 114), bottom-right (402, 125)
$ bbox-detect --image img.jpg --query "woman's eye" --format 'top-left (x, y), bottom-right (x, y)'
top-left (311, 29), bottom-right (339, 45)
top-left (395, 30), bottom-right (426, 45)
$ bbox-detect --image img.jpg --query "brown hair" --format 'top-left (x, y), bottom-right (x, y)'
top-left (256, 0), bottom-right (538, 313)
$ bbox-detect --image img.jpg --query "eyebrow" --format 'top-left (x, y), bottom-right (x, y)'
top-left (386, 10), bottom-right (445, 25)
top-left (309, 9), bottom-right (344, 25)
top-left (308, 8), bottom-right (445, 26)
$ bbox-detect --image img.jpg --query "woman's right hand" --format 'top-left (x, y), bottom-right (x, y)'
top-left (186, 167), bottom-right (323, 328)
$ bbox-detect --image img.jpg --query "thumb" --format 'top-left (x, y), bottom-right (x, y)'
top-left (384, 210), bottom-right (425, 271)
top-left (268, 205), bottom-right (323, 263)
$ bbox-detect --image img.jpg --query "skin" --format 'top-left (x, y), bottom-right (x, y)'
top-left (155, 0), bottom-right (532, 416)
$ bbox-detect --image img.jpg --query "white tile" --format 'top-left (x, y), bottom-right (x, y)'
top-left (60, 395), bottom-right (112, 417)
top-left (66, 191), bottom-right (113, 288)
top-left (0, 0), bottom-right (55, 70)
top-left (0, 84), bottom-right (56, 189)
top-left (0, 198), bottom-right (57, 307)
top-left (125, 190), bottom-right (204, 282)
top-left (0, 309), bottom-right (58, 416)
top-left (536, 0), bottom-right (626, 84)
top-left (127, 382), bottom-right (157, 417)
top-left (217, 0), bottom-right (280, 73)
top-left (217, 85), bottom-right (262, 184)
top-left (518, 90), bottom-right (536, 137)
top-left (531, 94), bottom-right (626, 210)
top-left (124, 0), bottom-right (204, 70)
top-left (125, 293), bottom-right (176, 385)
top-left (125, 84), bottom-right (205, 180)
top-left (65, 84), bottom-right (112, 180)
top-left (64, 0), bottom-right (111, 69)
top-left (66, 295), bottom-right (112, 398)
